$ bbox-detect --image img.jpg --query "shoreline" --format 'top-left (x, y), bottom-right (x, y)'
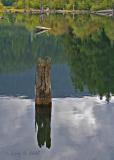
top-left (0, 8), bottom-right (114, 17)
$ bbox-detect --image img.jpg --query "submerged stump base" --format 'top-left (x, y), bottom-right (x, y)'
top-left (35, 57), bottom-right (51, 107)
top-left (35, 98), bottom-right (52, 106)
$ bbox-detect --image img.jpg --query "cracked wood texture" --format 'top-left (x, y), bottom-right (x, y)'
top-left (35, 58), bottom-right (51, 106)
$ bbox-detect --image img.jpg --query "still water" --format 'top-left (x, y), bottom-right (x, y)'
top-left (0, 13), bottom-right (114, 160)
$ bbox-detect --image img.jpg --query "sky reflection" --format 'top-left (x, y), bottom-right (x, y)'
top-left (0, 96), bottom-right (114, 160)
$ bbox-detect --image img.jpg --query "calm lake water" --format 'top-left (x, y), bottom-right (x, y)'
top-left (0, 13), bottom-right (114, 160)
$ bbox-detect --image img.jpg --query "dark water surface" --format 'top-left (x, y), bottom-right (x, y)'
top-left (0, 14), bottom-right (114, 160)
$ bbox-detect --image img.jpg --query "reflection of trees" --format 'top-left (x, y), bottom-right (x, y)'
top-left (35, 105), bottom-right (52, 149)
top-left (1, 15), bottom-right (114, 101)
top-left (0, 25), bottom-right (64, 72)
top-left (0, 25), bottom-right (33, 72)
top-left (63, 28), bottom-right (114, 102)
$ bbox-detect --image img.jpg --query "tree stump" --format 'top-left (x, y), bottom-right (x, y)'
top-left (35, 57), bottom-right (51, 106)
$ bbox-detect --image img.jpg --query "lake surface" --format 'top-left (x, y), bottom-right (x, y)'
top-left (0, 13), bottom-right (114, 160)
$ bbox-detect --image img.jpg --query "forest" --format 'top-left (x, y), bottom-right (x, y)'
top-left (0, 0), bottom-right (114, 10)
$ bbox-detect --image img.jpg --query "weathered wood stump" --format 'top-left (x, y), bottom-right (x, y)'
top-left (35, 57), bottom-right (51, 106)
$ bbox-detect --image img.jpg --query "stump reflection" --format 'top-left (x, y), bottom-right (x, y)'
top-left (35, 104), bottom-right (52, 149)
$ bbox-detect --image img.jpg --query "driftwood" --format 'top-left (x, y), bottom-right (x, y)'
top-left (35, 57), bottom-right (51, 106)
top-left (91, 9), bottom-right (114, 17)
top-left (36, 26), bottom-right (51, 30)
top-left (35, 26), bottom-right (51, 36)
